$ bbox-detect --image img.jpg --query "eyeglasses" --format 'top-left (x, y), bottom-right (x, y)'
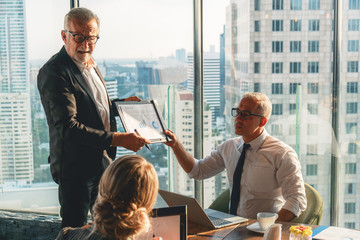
top-left (231, 108), bottom-right (264, 120)
top-left (64, 30), bottom-right (100, 44)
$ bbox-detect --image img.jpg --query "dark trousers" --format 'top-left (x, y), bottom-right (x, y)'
top-left (58, 174), bottom-right (101, 228)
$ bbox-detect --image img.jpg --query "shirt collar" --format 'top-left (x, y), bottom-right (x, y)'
top-left (238, 129), bottom-right (268, 152)
top-left (72, 57), bottom-right (97, 72)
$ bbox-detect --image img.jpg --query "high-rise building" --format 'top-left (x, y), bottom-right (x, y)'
top-left (0, 0), bottom-right (33, 184)
top-left (187, 50), bottom-right (221, 124)
top-left (176, 48), bottom-right (186, 63)
top-left (171, 90), bottom-right (215, 205)
top-left (0, 93), bottom-right (34, 184)
top-left (225, 0), bottom-right (359, 228)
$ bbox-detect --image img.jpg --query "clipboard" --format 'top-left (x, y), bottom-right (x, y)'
top-left (113, 99), bottom-right (171, 143)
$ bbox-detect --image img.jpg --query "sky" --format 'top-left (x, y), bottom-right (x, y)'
top-left (26, 0), bottom-right (229, 60)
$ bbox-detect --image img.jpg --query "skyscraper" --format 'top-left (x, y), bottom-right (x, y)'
top-left (187, 49), bottom-right (221, 125)
top-left (0, 0), bottom-right (33, 184)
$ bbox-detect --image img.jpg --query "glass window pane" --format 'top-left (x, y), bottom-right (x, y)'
top-left (80, 0), bottom-right (194, 199)
top-left (1, 0), bottom-right (68, 214)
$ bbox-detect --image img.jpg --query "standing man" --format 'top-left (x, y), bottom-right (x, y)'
top-left (37, 7), bottom-right (150, 228)
top-left (165, 92), bottom-right (307, 221)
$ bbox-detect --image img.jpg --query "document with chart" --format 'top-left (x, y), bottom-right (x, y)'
top-left (113, 100), bottom-right (171, 143)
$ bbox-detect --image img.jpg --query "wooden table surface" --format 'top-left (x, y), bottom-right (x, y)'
top-left (187, 219), bottom-right (316, 240)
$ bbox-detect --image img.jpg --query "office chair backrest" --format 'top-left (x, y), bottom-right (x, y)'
top-left (291, 183), bottom-right (324, 225)
top-left (208, 188), bottom-right (230, 214)
top-left (209, 183), bottom-right (324, 225)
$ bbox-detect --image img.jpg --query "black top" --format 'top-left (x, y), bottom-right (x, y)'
top-left (56, 224), bottom-right (117, 240)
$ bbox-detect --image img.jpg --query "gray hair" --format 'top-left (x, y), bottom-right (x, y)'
top-left (241, 92), bottom-right (272, 119)
top-left (64, 7), bottom-right (100, 30)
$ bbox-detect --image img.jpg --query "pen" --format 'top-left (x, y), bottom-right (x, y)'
top-left (134, 129), bottom-right (151, 150)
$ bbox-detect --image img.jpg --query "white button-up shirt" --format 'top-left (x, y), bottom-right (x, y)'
top-left (188, 130), bottom-right (307, 219)
top-left (73, 59), bottom-right (110, 131)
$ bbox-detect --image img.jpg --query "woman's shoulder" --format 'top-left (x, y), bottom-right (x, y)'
top-left (56, 224), bottom-right (113, 240)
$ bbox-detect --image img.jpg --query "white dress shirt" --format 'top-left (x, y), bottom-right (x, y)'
top-left (73, 59), bottom-right (110, 131)
top-left (188, 129), bottom-right (307, 219)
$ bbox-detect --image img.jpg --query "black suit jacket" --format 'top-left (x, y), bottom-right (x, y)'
top-left (37, 46), bottom-right (117, 183)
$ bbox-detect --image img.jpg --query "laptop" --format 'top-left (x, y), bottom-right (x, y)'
top-left (158, 190), bottom-right (248, 229)
top-left (135, 205), bottom-right (187, 240)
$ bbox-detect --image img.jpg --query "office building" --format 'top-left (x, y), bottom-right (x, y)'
top-left (0, 93), bottom-right (33, 184)
top-left (187, 50), bottom-right (221, 125)
top-left (0, 0), bottom-right (33, 184)
top-left (224, 0), bottom-right (359, 228)
top-left (171, 90), bottom-right (215, 205)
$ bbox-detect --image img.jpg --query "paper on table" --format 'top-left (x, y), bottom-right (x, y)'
top-left (313, 226), bottom-right (360, 240)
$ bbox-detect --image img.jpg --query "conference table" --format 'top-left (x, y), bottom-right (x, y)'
top-left (187, 219), bottom-right (315, 240)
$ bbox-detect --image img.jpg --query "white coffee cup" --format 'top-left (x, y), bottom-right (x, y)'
top-left (257, 212), bottom-right (278, 231)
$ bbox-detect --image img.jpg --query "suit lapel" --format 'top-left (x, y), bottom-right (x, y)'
top-left (60, 47), bottom-right (105, 128)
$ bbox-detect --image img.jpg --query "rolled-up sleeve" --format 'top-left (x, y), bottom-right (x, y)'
top-left (188, 145), bottom-right (227, 180)
top-left (276, 150), bottom-right (307, 217)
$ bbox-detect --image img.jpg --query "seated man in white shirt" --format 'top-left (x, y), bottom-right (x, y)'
top-left (164, 92), bottom-right (307, 221)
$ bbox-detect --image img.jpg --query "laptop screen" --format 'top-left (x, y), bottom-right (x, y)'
top-left (135, 205), bottom-right (187, 240)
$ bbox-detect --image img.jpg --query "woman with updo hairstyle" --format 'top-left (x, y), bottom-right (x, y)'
top-left (56, 155), bottom-right (160, 240)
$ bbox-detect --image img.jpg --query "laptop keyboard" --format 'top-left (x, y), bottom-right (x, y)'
top-left (208, 215), bottom-right (232, 226)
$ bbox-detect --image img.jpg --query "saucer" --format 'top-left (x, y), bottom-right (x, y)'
top-left (246, 222), bottom-right (265, 234)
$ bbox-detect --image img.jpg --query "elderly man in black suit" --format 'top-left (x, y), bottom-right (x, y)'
top-left (37, 7), bottom-right (150, 228)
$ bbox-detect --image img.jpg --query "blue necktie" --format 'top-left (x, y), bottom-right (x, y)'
top-left (230, 143), bottom-right (250, 215)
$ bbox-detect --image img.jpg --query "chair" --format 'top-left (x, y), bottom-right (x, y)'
top-left (208, 183), bottom-right (324, 225)
top-left (291, 183), bottom-right (323, 225)
top-left (208, 188), bottom-right (230, 214)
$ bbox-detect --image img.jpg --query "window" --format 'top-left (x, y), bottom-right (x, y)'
top-left (290, 19), bottom-right (302, 31)
top-left (346, 102), bottom-right (358, 114)
top-left (289, 124), bottom-right (296, 135)
top-left (309, 0), bottom-right (320, 9)
top-left (272, 83), bottom-right (283, 94)
top-left (308, 19), bottom-right (320, 31)
top-left (290, 41), bottom-right (302, 52)
top-left (290, 62), bottom-right (301, 73)
top-left (345, 222), bottom-right (356, 229)
top-left (346, 122), bottom-right (357, 134)
top-left (272, 104), bottom-right (283, 115)
top-left (347, 61), bottom-right (358, 72)
top-left (273, 0), bottom-right (284, 10)
top-left (308, 62), bottom-right (319, 73)
top-left (308, 83), bottom-right (319, 94)
top-left (307, 124), bottom-right (318, 135)
top-left (308, 40), bottom-right (319, 52)
top-left (272, 41), bottom-right (283, 52)
top-left (308, 103), bottom-right (318, 114)
top-left (307, 145), bottom-right (318, 155)
top-left (254, 62), bottom-right (260, 73)
top-left (306, 164), bottom-right (318, 176)
top-left (346, 183), bottom-right (356, 194)
top-left (348, 40), bottom-right (359, 52)
top-left (271, 124), bottom-right (283, 135)
top-left (289, 103), bottom-right (297, 114)
top-left (347, 82), bottom-right (358, 93)
top-left (255, 0), bottom-right (261, 10)
top-left (291, 0), bottom-right (302, 10)
top-left (272, 62), bottom-right (283, 73)
top-left (272, 20), bottom-right (284, 31)
top-left (254, 41), bottom-right (260, 53)
top-left (348, 19), bottom-right (360, 31)
top-left (254, 20), bottom-right (261, 32)
top-left (290, 83), bottom-right (301, 94)
top-left (254, 82), bottom-right (260, 92)
top-left (348, 142), bottom-right (357, 154)
top-left (345, 203), bottom-right (356, 214)
top-left (346, 163), bottom-right (357, 174)
top-left (349, 0), bottom-right (360, 9)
